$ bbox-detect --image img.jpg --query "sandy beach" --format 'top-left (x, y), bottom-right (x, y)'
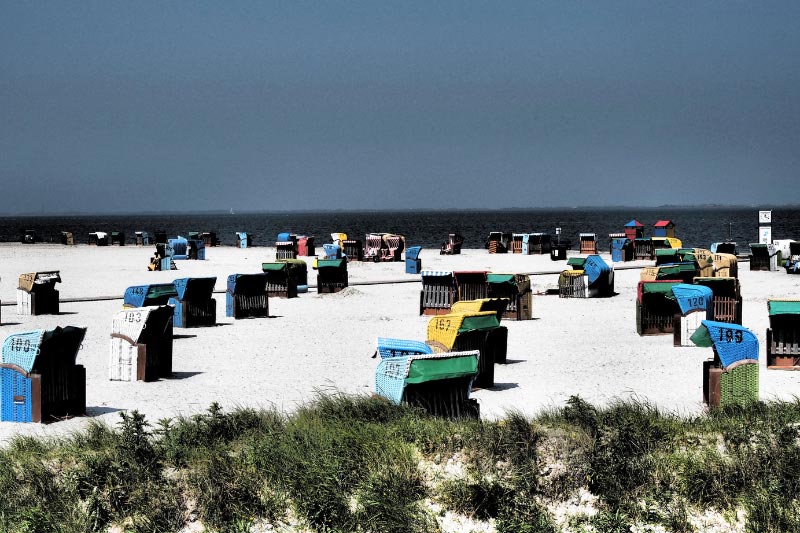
top-left (1, 242), bottom-right (799, 445)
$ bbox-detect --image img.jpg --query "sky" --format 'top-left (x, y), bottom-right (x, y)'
top-left (2, 2), bottom-right (799, 214)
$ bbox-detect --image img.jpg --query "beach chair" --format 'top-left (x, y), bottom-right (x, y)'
top-left (655, 249), bottom-right (679, 266)
top-left (419, 271), bottom-right (455, 315)
top-left (21, 229), bottom-right (36, 244)
top-left (511, 234), bottom-right (525, 254)
top-left (558, 270), bottom-right (587, 298)
top-left (427, 311), bottom-right (507, 388)
top-left (262, 263), bottom-right (298, 298)
top-left (315, 258), bottom-right (348, 293)
top-left (331, 232), bottom-right (347, 247)
top-left (610, 237), bottom-right (632, 262)
top-left (1, 326), bottom-right (86, 422)
top-left (88, 231), bottom-right (109, 246)
top-left (440, 233), bottom-right (464, 255)
top-left (276, 240), bottom-right (298, 260)
top-left (236, 232), bottom-right (252, 249)
top-left (486, 232), bottom-right (511, 254)
top-left (226, 274), bottom-right (269, 318)
top-left (785, 242), bottom-right (800, 274)
top-left (168, 237), bottom-right (189, 260)
top-left (188, 239), bottom-right (206, 260)
top-left (671, 284), bottom-right (713, 347)
top-left (342, 239), bottom-right (364, 261)
top-left (636, 281), bottom-right (682, 335)
top-left (453, 271), bottom-right (489, 302)
top-left (651, 237), bottom-right (682, 253)
top-left (278, 259), bottom-right (309, 293)
top-left (579, 233), bottom-right (597, 254)
top-left (640, 263), bottom-right (698, 284)
top-left (297, 236), bottom-right (315, 257)
top-left (749, 243), bottom-right (778, 271)
top-left (522, 232), bottom-right (553, 255)
top-left (487, 274), bottom-right (532, 320)
top-left (710, 242), bottom-right (737, 255)
top-left (381, 234), bottom-right (405, 262)
top-left (123, 283), bottom-right (178, 309)
top-left (693, 277), bottom-right (742, 325)
top-left (199, 232), bottom-right (217, 247)
top-left (766, 300), bottom-right (800, 369)
top-left (712, 253), bottom-right (738, 278)
top-left (634, 238), bottom-right (653, 260)
top-left (109, 306), bottom-right (174, 381)
top-left (169, 277), bottom-right (217, 327)
top-left (17, 271), bottom-right (61, 316)
top-left (375, 350), bottom-right (480, 419)
top-left (148, 243), bottom-right (176, 271)
top-left (60, 231), bottom-right (74, 245)
top-left (691, 321), bottom-right (759, 407)
top-left (678, 248), bottom-right (714, 278)
top-left (364, 233), bottom-right (385, 262)
top-left (135, 231), bottom-right (150, 246)
top-left (405, 246), bottom-right (422, 274)
top-left (111, 231), bottom-right (125, 246)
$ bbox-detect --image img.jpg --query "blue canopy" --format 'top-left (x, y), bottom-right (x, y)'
top-left (173, 277), bottom-right (216, 301)
top-left (406, 246), bottom-right (422, 260)
top-left (690, 321), bottom-right (758, 368)
top-left (671, 284), bottom-right (712, 314)
top-left (583, 255), bottom-right (610, 284)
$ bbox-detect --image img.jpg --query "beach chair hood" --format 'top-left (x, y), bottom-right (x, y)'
top-left (671, 284), bottom-right (712, 314)
top-left (690, 321), bottom-right (758, 367)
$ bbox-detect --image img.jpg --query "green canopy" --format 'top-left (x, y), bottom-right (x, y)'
top-left (689, 324), bottom-right (714, 348)
top-left (262, 262), bottom-right (288, 272)
top-left (768, 300), bottom-right (800, 316)
top-left (567, 257), bottom-right (586, 268)
top-left (147, 284), bottom-right (178, 300)
top-left (641, 282), bottom-right (679, 296)
top-left (487, 273), bottom-right (515, 284)
top-left (656, 249), bottom-right (678, 257)
top-left (317, 258), bottom-right (345, 268)
top-left (405, 355), bottom-right (478, 384)
top-left (459, 314), bottom-right (500, 333)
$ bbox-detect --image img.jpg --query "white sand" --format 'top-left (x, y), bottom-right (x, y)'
top-left (1, 242), bottom-right (800, 444)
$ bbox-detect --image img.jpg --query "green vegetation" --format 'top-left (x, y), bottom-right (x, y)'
top-left (1, 394), bottom-right (799, 532)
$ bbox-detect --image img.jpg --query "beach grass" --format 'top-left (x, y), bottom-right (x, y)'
top-left (0, 394), bottom-right (799, 532)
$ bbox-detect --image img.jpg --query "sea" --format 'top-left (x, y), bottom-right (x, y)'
top-left (1, 207), bottom-right (798, 252)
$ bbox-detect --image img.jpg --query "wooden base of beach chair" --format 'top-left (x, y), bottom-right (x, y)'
top-left (766, 328), bottom-right (800, 369)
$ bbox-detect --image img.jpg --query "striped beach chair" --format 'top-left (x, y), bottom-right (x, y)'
top-left (419, 271), bottom-right (455, 315)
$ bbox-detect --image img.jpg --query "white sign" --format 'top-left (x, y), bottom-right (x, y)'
top-left (759, 226), bottom-right (772, 245)
top-left (759, 210), bottom-right (772, 224)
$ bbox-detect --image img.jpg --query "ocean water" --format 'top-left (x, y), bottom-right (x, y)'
top-left (1, 207), bottom-right (798, 252)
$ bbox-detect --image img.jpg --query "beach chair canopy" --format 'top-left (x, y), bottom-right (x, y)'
top-left (671, 284), bottom-right (713, 314)
top-left (322, 243), bottom-right (342, 259)
top-left (124, 283), bottom-right (179, 308)
top-left (583, 255), bottom-right (611, 285)
top-left (18, 271), bottom-right (61, 292)
top-left (567, 257), bottom-right (585, 269)
top-left (690, 321), bottom-right (758, 367)
top-left (768, 300), bottom-right (800, 316)
top-left (261, 262), bottom-right (288, 273)
top-left (637, 280), bottom-right (681, 303)
top-left (451, 298), bottom-right (509, 321)
top-left (422, 270), bottom-right (452, 279)
top-left (406, 246), bottom-right (422, 260)
top-left (111, 306), bottom-right (171, 345)
top-left (316, 258), bottom-right (346, 270)
top-left (376, 338), bottom-right (433, 359)
top-left (1, 326), bottom-right (85, 374)
top-left (226, 273), bottom-right (267, 294)
top-left (172, 277), bottom-right (216, 302)
top-left (277, 232), bottom-right (294, 242)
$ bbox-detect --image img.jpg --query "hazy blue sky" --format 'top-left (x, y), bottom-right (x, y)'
top-left (2, 2), bottom-right (799, 214)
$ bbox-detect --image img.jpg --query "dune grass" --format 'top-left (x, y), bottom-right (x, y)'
top-left (0, 394), bottom-right (799, 532)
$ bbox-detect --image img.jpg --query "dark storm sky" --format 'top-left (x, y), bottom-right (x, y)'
top-left (2, 2), bottom-right (799, 214)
